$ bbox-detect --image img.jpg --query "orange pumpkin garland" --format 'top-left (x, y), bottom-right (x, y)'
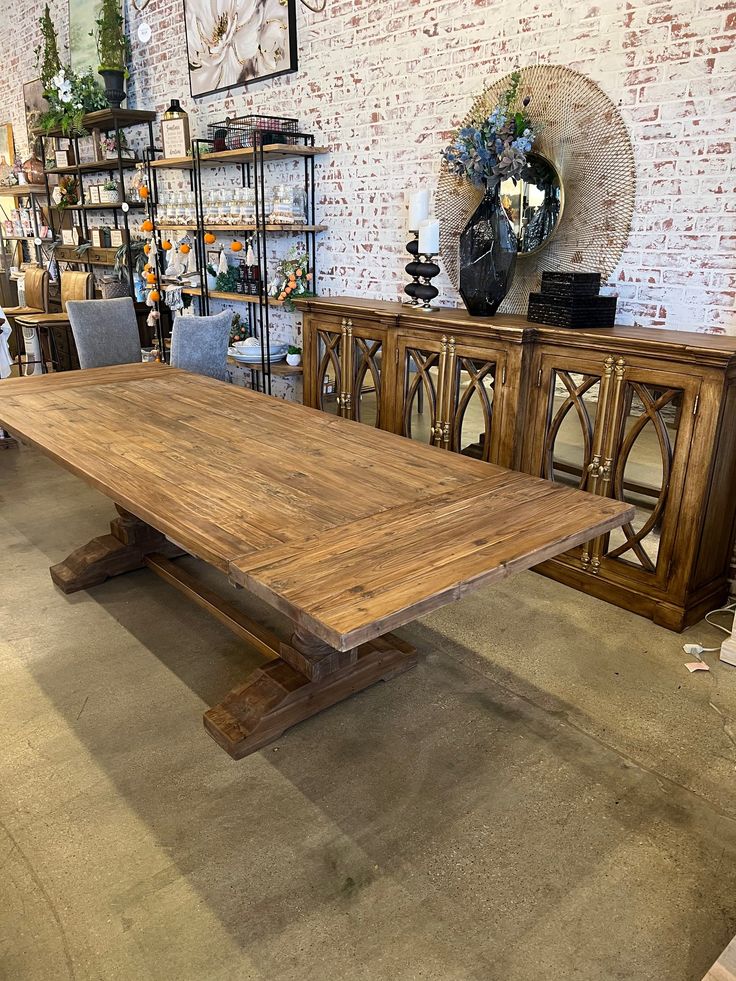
top-left (162, 240), bottom-right (172, 250)
top-left (180, 243), bottom-right (191, 254)
top-left (141, 218), bottom-right (153, 232)
top-left (204, 232), bottom-right (216, 245)
top-left (149, 289), bottom-right (160, 302)
top-left (231, 241), bottom-right (243, 252)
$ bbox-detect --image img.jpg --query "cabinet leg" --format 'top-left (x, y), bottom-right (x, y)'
top-left (50, 505), bottom-right (185, 594)
top-left (204, 628), bottom-right (418, 759)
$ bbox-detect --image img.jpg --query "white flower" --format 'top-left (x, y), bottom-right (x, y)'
top-left (187, 0), bottom-right (290, 95)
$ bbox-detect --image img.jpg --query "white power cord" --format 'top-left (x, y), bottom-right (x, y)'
top-left (682, 602), bottom-right (736, 658)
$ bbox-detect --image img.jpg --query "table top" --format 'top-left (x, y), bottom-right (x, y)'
top-left (0, 363), bottom-right (634, 650)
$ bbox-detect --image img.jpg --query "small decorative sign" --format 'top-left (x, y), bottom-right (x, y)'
top-left (109, 228), bottom-right (128, 248)
top-left (61, 227), bottom-right (79, 245)
top-left (88, 184), bottom-right (101, 204)
top-left (161, 116), bottom-right (190, 159)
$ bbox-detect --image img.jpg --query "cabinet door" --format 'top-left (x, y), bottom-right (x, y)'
top-left (528, 349), bottom-right (612, 492)
top-left (397, 334), bottom-right (445, 447)
top-left (444, 339), bottom-right (508, 463)
top-left (347, 321), bottom-right (385, 428)
top-left (313, 319), bottom-right (344, 417)
top-left (593, 362), bottom-right (701, 588)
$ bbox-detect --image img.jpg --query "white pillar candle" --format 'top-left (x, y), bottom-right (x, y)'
top-left (418, 218), bottom-right (440, 255)
top-left (408, 189), bottom-right (430, 231)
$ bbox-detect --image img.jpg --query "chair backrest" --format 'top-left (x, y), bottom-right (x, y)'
top-left (23, 267), bottom-right (50, 313)
top-left (60, 271), bottom-right (94, 312)
top-left (170, 311), bottom-right (231, 382)
top-left (66, 296), bottom-right (142, 369)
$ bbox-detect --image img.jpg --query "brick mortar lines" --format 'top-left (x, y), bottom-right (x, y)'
top-left (0, 0), bottom-right (733, 333)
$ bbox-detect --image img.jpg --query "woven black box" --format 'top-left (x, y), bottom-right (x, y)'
top-left (527, 292), bottom-right (617, 329)
top-left (540, 271), bottom-right (602, 298)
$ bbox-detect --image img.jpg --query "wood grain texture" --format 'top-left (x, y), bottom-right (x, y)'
top-left (0, 362), bottom-right (633, 651)
top-left (703, 933), bottom-right (736, 981)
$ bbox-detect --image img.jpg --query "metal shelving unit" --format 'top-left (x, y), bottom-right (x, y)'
top-left (39, 109), bottom-right (156, 299)
top-left (144, 124), bottom-right (328, 394)
top-left (0, 184), bottom-right (53, 268)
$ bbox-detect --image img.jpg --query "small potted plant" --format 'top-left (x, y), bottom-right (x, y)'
top-left (92, 0), bottom-right (131, 108)
top-left (100, 178), bottom-right (120, 204)
top-left (206, 262), bottom-right (218, 292)
top-left (286, 345), bottom-right (302, 367)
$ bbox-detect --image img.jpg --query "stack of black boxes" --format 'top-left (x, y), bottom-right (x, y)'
top-left (527, 272), bottom-right (618, 328)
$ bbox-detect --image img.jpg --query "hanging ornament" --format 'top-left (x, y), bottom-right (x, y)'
top-left (231, 240), bottom-right (243, 252)
top-left (179, 242), bottom-right (191, 255)
top-left (162, 239), bottom-right (172, 250)
top-left (146, 272), bottom-right (156, 284)
top-left (147, 308), bottom-right (160, 327)
top-left (141, 218), bottom-right (153, 232)
top-left (245, 240), bottom-right (256, 267)
top-left (143, 243), bottom-right (151, 255)
top-left (186, 244), bottom-right (198, 276)
top-left (218, 249), bottom-right (229, 276)
top-left (139, 185), bottom-right (149, 199)
top-left (149, 289), bottom-right (160, 302)
top-left (204, 232), bottom-right (216, 245)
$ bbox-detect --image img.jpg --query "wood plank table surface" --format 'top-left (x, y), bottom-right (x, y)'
top-left (0, 363), bottom-right (634, 758)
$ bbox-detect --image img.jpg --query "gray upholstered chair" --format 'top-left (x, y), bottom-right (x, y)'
top-left (170, 311), bottom-right (231, 381)
top-left (66, 297), bottom-right (142, 370)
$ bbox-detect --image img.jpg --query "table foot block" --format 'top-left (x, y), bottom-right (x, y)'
top-left (0, 436), bottom-right (18, 450)
top-left (204, 634), bottom-right (417, 759)
top-left (50, 534), bottom-right (183, 595)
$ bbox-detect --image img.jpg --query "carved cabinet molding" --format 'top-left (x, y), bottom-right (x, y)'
top-left (299, 297), bottom-right (736, 632)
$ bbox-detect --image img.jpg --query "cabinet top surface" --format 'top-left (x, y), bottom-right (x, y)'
top-left (0, 362), bottom-right (631, 650)
top-left (298, 296), bottom-right (736, 362)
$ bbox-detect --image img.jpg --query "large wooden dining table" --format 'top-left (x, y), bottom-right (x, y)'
top-left (0, 363), bottom-right (634, 759)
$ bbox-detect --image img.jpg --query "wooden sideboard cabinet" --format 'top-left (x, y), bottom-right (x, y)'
top-left (299, 297), bottom-right (736, 631)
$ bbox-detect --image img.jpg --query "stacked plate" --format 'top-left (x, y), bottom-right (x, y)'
top-left (228, 342), bottom-right (289, 364)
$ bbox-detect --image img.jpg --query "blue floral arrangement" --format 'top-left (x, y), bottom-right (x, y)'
top-left (442, 71), bottom-right (537, 187)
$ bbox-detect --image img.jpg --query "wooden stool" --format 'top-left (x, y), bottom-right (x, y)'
top-left (16, 271), bottom-right (94, 372)
top-left (4, 267), bottom-right (50, 373)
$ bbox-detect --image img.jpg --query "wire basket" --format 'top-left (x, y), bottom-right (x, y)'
top-left (206, 115), bottom-right (300, 152)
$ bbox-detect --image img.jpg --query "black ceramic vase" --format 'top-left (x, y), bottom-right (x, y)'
top-left (459, 181), bottom-right (517, 316)
top-left (100, 69), bottom-right (126, 109)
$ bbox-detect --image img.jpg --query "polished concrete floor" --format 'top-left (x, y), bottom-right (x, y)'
top-left (2, 444), bottom-right (736, 981)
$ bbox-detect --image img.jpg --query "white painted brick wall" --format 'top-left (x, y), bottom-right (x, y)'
top-left (1, 0), bottom-right (734, 334)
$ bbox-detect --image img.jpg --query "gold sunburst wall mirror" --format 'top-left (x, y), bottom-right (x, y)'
top-left (437, 64), bottom-right (636, 316)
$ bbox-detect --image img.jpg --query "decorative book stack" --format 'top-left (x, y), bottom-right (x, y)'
top-left (527, 272), bottom-right (617, 328)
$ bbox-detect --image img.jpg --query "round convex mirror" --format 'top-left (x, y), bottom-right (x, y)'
top-left (499, 153), bottom-right (563, 255)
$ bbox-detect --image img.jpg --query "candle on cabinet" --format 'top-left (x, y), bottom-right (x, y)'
top-left (418, 218), bottom-right (440, 255)
top-left (408, 189), bottom-right (430, 231)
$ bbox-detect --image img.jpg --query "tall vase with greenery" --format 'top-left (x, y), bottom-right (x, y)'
top-left (441, 71), bottom-right (537, 316)
top-left (92, 0), bottom-right (131, 109)
top-left (36, 4), bottom-right (106, 136)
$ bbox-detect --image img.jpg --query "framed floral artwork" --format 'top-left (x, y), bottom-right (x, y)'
top-left (0, 123), bottom-right (14, 167)
top-left (183, 0), bottom-right (298, 99)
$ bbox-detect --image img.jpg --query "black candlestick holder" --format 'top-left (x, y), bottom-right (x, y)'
top-left (414, 253), bottom-right (440, 311)
top-left (403, 233), bottom-right (423, 306)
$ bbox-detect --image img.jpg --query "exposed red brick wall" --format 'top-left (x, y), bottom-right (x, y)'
top-left (1, 0), bottom-right (734, 332)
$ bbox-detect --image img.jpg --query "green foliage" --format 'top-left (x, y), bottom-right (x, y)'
top-left (39, 68), bottom-right (107, 137)
top-left (102, 178), bottom-right (118, 190)
top-left (114, 238), bottom-right (147, 281)
top-left (287, 345), bottom-right (301, 355)
top-left (35, 4), bottom-right (62, 95)
top-left (215, 264), bottom-right (239, 294)
top-left (91, 0), bottom-right (131, 74)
